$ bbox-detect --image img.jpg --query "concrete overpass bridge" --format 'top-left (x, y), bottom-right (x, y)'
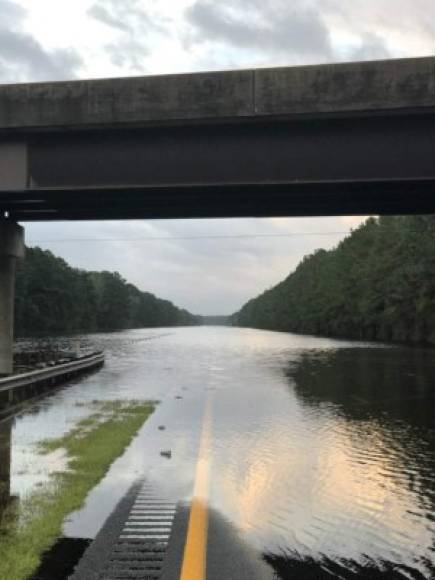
top-left (1, 55), bottom-right (435, 374)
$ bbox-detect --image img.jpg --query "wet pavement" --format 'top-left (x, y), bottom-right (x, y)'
top-left (2, 327), bottom-right (435, 579)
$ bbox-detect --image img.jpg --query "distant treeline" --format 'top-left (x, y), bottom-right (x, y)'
top-left (234, 216), bottom-right (435, 345)
top-left (15, 247), bottom-right (199, 335)
top-left (200, 315), bottom-right (231, 326)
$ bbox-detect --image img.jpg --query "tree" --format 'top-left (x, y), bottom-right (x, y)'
top-left (15, 247), bottom-right (199, 335)
top-left (234, 216), bottom-right (435, 346)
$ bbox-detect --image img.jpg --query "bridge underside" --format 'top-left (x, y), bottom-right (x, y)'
top-left (3, 180), bottom-right (435, 221)
top-left (2, 112), bottom-right (435, 221)
top-left (2, 57), bottom-right (435, 220)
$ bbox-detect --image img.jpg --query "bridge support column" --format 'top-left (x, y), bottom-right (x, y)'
top-left (0, 222), bottom-right (24, 377)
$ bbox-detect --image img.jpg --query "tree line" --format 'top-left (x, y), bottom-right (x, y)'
top-left (234, 216), bottom-right (435, 345)
top-left (15, 247), bottom-right (199, 335)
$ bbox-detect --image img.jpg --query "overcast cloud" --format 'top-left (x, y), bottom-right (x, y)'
top-left (185, 0), bottom-right (333, 65)
top-left (0, 0), bottom-right (82, 82)
top-left (1, 1), bottom-right (435, 313)
top-left (87, 0), bottom-right (170, 71)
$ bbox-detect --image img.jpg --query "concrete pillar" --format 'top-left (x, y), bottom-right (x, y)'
top-left (0, 222), bottom-right (25, 376)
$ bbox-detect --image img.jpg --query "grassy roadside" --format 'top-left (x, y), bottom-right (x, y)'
top-left (0, 399), bottom-right (156, 580)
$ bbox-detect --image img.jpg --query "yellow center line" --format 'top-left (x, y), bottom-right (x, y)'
top-left (180, 397), bottom-right (213, 580)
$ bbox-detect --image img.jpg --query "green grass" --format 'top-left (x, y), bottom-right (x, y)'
top-left (0, 399), bottom-right (156, 579)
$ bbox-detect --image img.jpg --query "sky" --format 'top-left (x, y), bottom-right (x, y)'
top-left (1, 0), bottom-right (434, 315)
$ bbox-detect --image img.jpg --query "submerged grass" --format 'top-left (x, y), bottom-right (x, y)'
top-left (0, 399), bottom-right (156, 580)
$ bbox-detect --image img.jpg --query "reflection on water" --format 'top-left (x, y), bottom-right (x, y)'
top-left (289, 347), bottom-right (435, 426)
top-left (2, 328), bottom-right (434, 579)
top-left (267, 348), bottom-right (435, 578)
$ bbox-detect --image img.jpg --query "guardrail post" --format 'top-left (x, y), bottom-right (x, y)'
top-left (0, 222), bottom-right (25, 376)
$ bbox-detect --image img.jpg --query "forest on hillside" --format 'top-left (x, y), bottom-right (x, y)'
top-left (234, 216), bottom-right (435, 345)
top-left (15, 247), bottom-right (199, 335)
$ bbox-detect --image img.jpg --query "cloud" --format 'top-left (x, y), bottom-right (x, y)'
top-left (183, 0), bottom-right (397, 68)
top-left (0, 29), bottom-right (82, 82)
top-left (185, 0), bottom-right (333, 64)
top-left (88, 5), bottom-right (132, 34)
top-left (349, 33), bottom-right (390, 62)
top-left (323, 0), bottom-right (435, 59)
top-left (11, 0), bottom-right (432, 83)
top-left (105, 37), bottom-right (150, 71)
top-left (1, 0), bottom-right (25, 24)
top-left (88, 0), bottom-right (159, 34)
top-left (88, 0), bottom-right (168, 72)
top-left (0, 0), bottom-right (82, 82)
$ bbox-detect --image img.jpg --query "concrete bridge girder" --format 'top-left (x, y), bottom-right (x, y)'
top-left (1, 56), bottom-right (435, 220)
top-left (0, 222), bottom-right (25, 376)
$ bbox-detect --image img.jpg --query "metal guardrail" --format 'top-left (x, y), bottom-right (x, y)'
top-left (0, 352), bottom-right (105, 394)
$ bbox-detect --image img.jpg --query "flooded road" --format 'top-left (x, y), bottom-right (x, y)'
top-left (3, 327), bottom-right (435, 578)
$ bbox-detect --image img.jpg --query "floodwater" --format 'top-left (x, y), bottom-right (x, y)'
top-left (2, 327), bottom-right (435, 579)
